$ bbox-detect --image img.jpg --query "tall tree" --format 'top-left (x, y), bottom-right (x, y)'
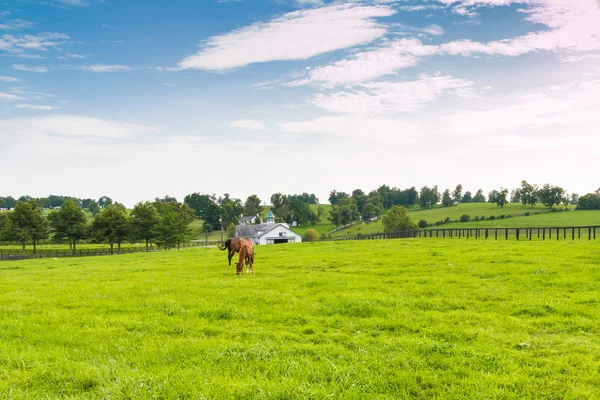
top-left (153, 201), bottom-right (195, 249)
top-left (517, 180), bottom-right (538, 208)
top-left (351, 189), bottom-right (368, 213)
top-left (5, 201), bottom-right (48, 254)
top-left (472, 189), bottom-right (486, 203)
top-left (130, 201), bottom-right (160, 251)
top-left (92, 204), bottom-right (130, 254)
top-left (453, 184), bottom-right (463, 204)
top-left (98, 196), bottom-right (113, 209)
top-left (383, 206), bottom-right (417, 232)
top-left (462, 191), bottom-right (473, 203)
top-left (490, 188), bottom-right (508, 207)
top-left (48, 200), bottom-right (88, 254)
top-left (537, 184), bottom-right (565, 208)
top-left (183, 193), bottom-right (216, 218)
top-left (328, 190), bottom-right (349, 206)
top-left (360, 202), bottom-right (381, 223)
top-left (419, 186), bottom-right (440, 209)
top-left (442, 189), bottom-right (453, 207)
top-left (244, 194), bottom-right (263, 216)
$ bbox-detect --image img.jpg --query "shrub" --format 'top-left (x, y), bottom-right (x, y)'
top-left (444, 217), bottom-right (451, 224)
top-left (524, 212), bottom-right (530, 216)
top-left (418, 219), bottom-right (428, 228)
top-left (460, 214), bottom-right (471, 222)
top-left (488, 215), bottom-right (496, 220)
top-left (500, 215), bottom-right (505, 219)
top-left (474, 216), bottom-right (479, 221)
top-left (304, 229), bottom-right (319, 242)
top-left (480, 216), bottom-right (485, 221)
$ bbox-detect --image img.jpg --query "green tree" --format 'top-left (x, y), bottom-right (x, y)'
top-left (453, 184), bottom-right (463, 204)
top-left (5, 201), bottom-right (48, 254)
top-left (576, 193), bottom-right (600, 210)
top-left (462, 191), bottom-right (472, 203)
top-left (226, 223), bottom-right (236, 238)
top-left (304, 229), bottom-right (319, 242)
top-left (97, 196), bottom-right (113, 209)
top-left (184, 193), bottom-right (216, 218)
top-left (490, 188), bottom-right (508, 207)
top-left (419, 186), bottom-right (440, 209)
top-left (130, 201), bottom-right (160, 251)
top-left (244, 194), bottom-right (263, 216)
top-left (328, 190), bottom-right (349, 205)
top-left (351, 189), bottom-right (368, 213)
top-left (153, 201), bottom-right (195, 249)
top-left (48, 200), bottom-right (88, 254)
top-left (537, 184), bottom-right (565, 208)
top-left (472, 189), bottom-right (486, 202)
top-left (92, 204), bottom-right (130, 254)
top-left (442, 189), bottom-right (453, 207)
top-left (383, 206), bottom-right (417, 232)
top-left (517, 180), bottom-right (538, 208)
top-left (360, 202), bottom-right (381, 223)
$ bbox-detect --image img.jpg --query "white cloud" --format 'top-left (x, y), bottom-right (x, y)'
top-left (16, 53), bottom-right (45, 59)
top-left (289, 38), bottom-right (437, 86)
top-left (0, 18), bottom-right (35, 30)
top-left (80, 64), bottom-right (132, 72)
top-left (175, 4), bottom-right (395, 71)
top-left (57, 53), bottom-right (87, 59)
top-left (12, 64), bottom-right (48, 72)
top-left (15, 104), bottom-right (61, 110)
top-left (229, 119), bottom-right (270, 131)
top-left (1, 33), bottom-right (70, 54)
top-left (0, 91), bottom-right (26, 101)
top-left (311, 74), bottom-right (476, 114)
top-left (0, 76), bottom-right (21, 82)
top-left (288, 0), bottom-right (600, 88)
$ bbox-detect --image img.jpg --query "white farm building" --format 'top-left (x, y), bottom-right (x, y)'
top-left (235, 209), bottom-right (302, 245)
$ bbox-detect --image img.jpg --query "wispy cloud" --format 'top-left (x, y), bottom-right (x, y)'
top-left (15, 104), bottom-right (61, 110)
top-left (80, 64), bottom-right (132, 72)
top-left (0, 32), bottom-right (70, 54)
top-left (229, 119), bottom-right (270, 131)
top-left (12, 64), bottom-right (49, 72)
top-left (57, 53), bottom-right (87, 59)
top-left (0, 91), bottom-right (26, 101)
top-left (0, 76), bottom-right (21, 82)
top-left (174, 4), bottom-right (395, 71)
top-left (311, 74), bottom-right (476, 115)
top-left (0, 18), bottom-right (35, 30)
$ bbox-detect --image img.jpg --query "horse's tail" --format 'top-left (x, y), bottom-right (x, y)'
top-left (218, 238), bottom-right (231, 251)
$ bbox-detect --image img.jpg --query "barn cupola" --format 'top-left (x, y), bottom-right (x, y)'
top-left (266, 209), bottom-right (275, 225)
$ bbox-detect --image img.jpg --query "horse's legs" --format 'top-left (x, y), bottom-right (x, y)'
top-left (228, 250), bottom-right (233, 266)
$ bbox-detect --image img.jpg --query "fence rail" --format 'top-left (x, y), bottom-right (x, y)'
top-left (332, 225), bottom-right (600, 242)
top-left (0, 240), bottom-right (223, 261)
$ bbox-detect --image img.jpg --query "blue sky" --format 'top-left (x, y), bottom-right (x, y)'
top-left (1, 0), bottom-right (599, 206)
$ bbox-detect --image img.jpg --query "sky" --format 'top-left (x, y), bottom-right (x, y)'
top-left (1, 0), bottom-right (599, 207)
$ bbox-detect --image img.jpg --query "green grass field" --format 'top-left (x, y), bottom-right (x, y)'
top-left (443, 210), bottom-right (600, 228)
top-left (1, 239), bottom-right (599, 398)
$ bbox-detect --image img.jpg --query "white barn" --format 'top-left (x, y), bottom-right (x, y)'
top-left (235, 209), bottom-right (302, 245)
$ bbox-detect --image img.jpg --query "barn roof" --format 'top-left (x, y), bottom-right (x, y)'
top-left (235, 223), bottom-right (297, 239)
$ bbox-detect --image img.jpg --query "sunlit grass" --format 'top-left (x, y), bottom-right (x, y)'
top-left (1, 240), bottom-right (599, 398)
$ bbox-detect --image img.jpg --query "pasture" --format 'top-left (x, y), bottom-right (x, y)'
top-left (1, 240), bottom-right (599, 398)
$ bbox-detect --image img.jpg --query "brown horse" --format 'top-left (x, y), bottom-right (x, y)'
top-left (219, 237), bottom-right (253, 266)
top-left (236, 240), bottom-right (255, 275)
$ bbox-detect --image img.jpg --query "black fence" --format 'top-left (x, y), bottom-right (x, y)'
top-left (333, 226), bottom-right (600, 242)
top-left (0, 240), bottom-right (223, 261)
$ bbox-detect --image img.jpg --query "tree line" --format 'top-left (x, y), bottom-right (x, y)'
top-left (0, 198), bottom-right (195, 255)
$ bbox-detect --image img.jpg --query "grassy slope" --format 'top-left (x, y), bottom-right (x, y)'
top-left (1, 240), bottom-right (599, 398)
top-left (444, 210), bottom-right (600, 228)
top-left (329, 203), bottom-right (593, 237)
